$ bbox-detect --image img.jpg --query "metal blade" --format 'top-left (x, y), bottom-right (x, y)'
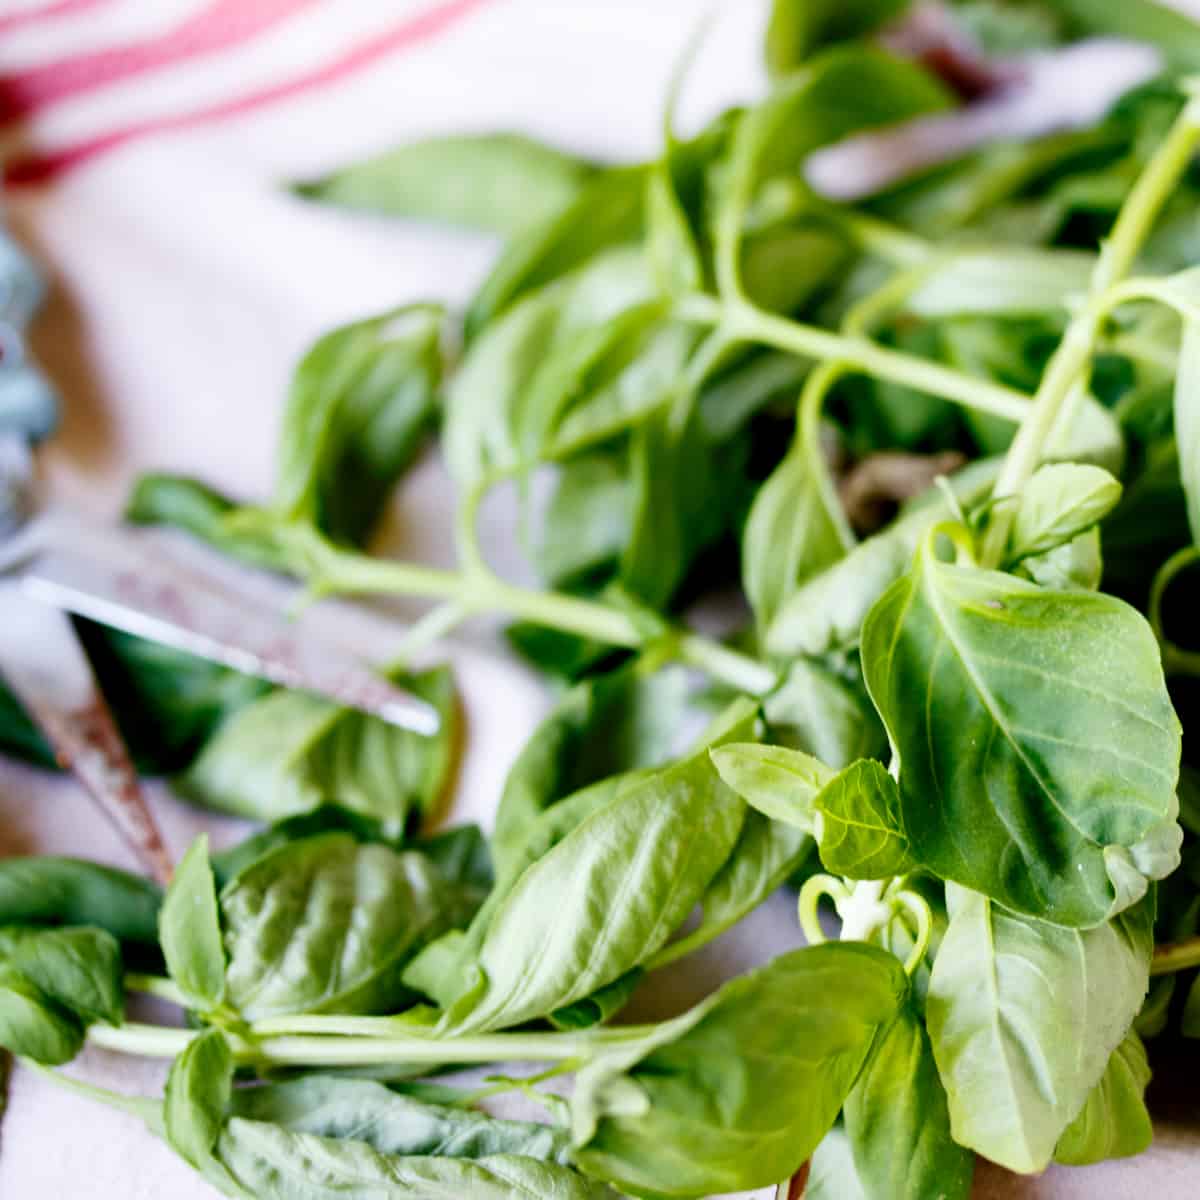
top-left (19, 515), bottom-right (439, 735)
top-left (0, 582), bottom-right (173, 885)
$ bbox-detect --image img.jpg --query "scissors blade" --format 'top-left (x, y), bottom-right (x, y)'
top-left (0, 582), bottom-right (173, 885)
top-left (20, 516), bottom-right (439, 735)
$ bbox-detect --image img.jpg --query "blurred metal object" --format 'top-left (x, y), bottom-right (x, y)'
top-left (0, 431), bottom-right (440, 884)
top-left (0, 579), bottom-right (174, 884)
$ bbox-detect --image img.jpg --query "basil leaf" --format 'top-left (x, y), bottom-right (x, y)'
top-left (0, 857), bottom-right (161, 945)
top-left (274, 304), bottom-right (443, 546)
top-left (160, 835), bottom-right (226, 1011)
top-left (807, 1127), bottom-right (869, 1200)
top-left (179, 665), bottom-right (457, 832)
top-left (0, 971), bottom-right (82, 1065)
top-left (903, 248), bottom-right (1096, 319)
top-left (532, 451), bottom-right (633, 588)
top-left (765, 458), bottom-right (1000, 657)
top-left (1054, 1030), bottom-right (1153, 1166)
top-left (232, 1075), bottom-right (573, 1163)
top-left (743, 403), bottom-right (853, 633)
top-left (1005, 462), bottom-right (1123, 562)
top-left (814, 759), bottom-right (915, 879)
top-left (710, 741), bottom-right (833, 828)
top-left (440, 701), bottom-right (757, 1033)
top-left (221, 834), bottom-right (459, 1019)
top-left (126, 475), bottom-right (291, 574)
top-left (861, 536), bottom-right (1181, 926)
top-left (0, 926), bottom-right (124, 1064)
top-left (571, 943), bottom-right (908, 1197)
top-left (164, 1029), bottom-right (236, 1181)
top-left (1019, 526), bottom-right (1103, 591)
top-left (0, 927), bottom-right (123, 1027)
top-left (763, 656), bottom-right (888, 769)
top-left (218, 1122), bottom-right (612, 1200)
top-left (549, 968), bottom-right (646, 1031)
top-left (716, 48), bottom-right (952, 289)
top-left (1173, 316), bottom-right (1200, 542)
top-left (464, 166), bottom-right (648, 339)
top-left (1052, 0), bottom-right (1200, 74)
top-left (648, 810), bottom-right (813, 969)
top-left (843, 1004), bottom-right (973, 1200)
top-left (294, 134), bottom-right (596, 235)
top-left (491, 661), bottom-right (692, 876)
top-left (446, 248), bottom-right (655, 484)
top-left (765, 0), bottom-right (912, 75)
top-left (926, 885), bottom-right (1153, 1173)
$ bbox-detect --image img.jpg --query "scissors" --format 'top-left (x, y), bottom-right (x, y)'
top-left (0, 233), bottom-right (437, 886)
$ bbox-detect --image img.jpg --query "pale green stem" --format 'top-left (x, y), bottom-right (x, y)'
top-left (284, 524), bottom-right (776, 695)
top-left (1151, 937), bottom-right (1200, 976)
top-left (678, 293), bottom-right (1032, 424)
top-left (87, 1021), bottom-right (635, 1068)
top-left (23, 1061), bottom-right (158, 1122)
top-left (981, 95), bottom-right (1200, 564)
top-left (124, 974), bottom-right (188, 1008)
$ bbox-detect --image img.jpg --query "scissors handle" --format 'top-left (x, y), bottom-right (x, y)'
top-left (0, 585), bottom-right (172, 885)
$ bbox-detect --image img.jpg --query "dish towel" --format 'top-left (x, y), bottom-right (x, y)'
top-left (0, 2), bottom-right (1197, 1197)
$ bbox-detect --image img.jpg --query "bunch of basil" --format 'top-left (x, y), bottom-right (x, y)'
top-left (8, 1), bottom-right (1200, 1196)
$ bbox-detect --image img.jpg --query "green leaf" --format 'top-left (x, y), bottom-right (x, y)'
top-left (619, 405), bottom-right (752, 609)
top-left (764, 458), bottom-right (999, 658)
top-left (742, 383), bottom-right (854, 631)
top-left (179, 665), bottom-right (457, 831)
top-left (717, 48), bottom-right (952, 292)
top-left (464, 166), bottom-right (648, 339)
top-left (0, 971), bottom-right (83, 1065)
top-left (648, 810), bottom-right (813, 969)
top-left (1173, 317), bottom-right (1200, 543)
top-left (445, 248), bottom-right (656, 484)
top-left (861, 533), bottom-right (1181, 926)
top-left (160, 835), bottom-right (226, 1011)
top-left (903, 248), bottom-right (1095, 319)
top-left (491, 660), bottom-right (692, 877)
top-left (807, 1127), bottom-right (869, 1200)
top-left (293, 133), bottom-right (596, 235)
top-left (164, 1030), bottom-right (235, 1179)
top-left (740, 219), bottom-right (853, 316)
top-left (0, 857), bottom-right (161, 945)
top-left (1005, 462), bottom-right (1123, 562)
top-left (72, 625), bottom-right (274, 777)
top-left (549, 968), bottom-right (645, 1031)
top-left (571, 943), bottom-right (909, 1197)
top-left (814, 759), bottom-right (915, 880)
top-left (763, 656), bottom-right (888, 769)
top-left (221, 834), bottom-right (458, 1019)
top-left (1019, 526), bottom-right (1103, 591)
top-left (926, 885), bottom-right (1153, 1173)
top-left (125, 475), bottom-right (291, 574)
top-left (0, 926), bottom-right (123, 1027)
top-left (765, 0), bottom-right (912, 75)
top-left (232, 1075), bottom-right (571, 1161)
top-left (1054, 1030), bottom-right (1153, 1166)
top-left (1052, 0), bottom-right (1200, 75)
top-left (274, 305), bottom-right (444, 546)
top-left (217, 1121), bottom-right (612, 1200)
top-left (440, 701), bottom-right (757, 1034)
top-left (709, 741), bottom-right (833, 828)
top-left (532, 452), bottom-right (633, 588)
top-left (844, 1004), bottom-right (973, 1200)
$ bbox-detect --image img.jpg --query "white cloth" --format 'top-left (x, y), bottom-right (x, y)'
top-left (0, 1), bottom-right (1197, 1196)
